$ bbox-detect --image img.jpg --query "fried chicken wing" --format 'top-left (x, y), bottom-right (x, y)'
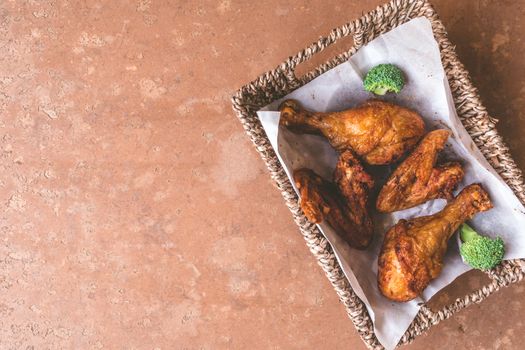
top-left (294, 151), bottom-right (374, 249)
top-left (378, 184), bottom-right (493, 302)
top-left (376, 129), bottom-right (465, 212)
top-left (280, 99), bottom-right (425, 165)
top-left (334, 150), bottom-right (375, 240)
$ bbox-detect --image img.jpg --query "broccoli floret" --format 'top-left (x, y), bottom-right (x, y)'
top-left (459, 223), bottom-right (505, 270)
top-left (363, 64), bottom-right (405, 95)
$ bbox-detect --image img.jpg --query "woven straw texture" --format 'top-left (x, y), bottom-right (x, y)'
top-left (231, 0), bottom-right (525, 348)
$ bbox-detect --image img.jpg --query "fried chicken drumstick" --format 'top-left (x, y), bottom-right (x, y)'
top-left (280, 99), bottom-right (425, 165)
top-left (376, 129), bottom-right (465, 212)
top-left (378, 184), bottom-right (493, 302)
top-left (294, 151), bottom-right (374, 249)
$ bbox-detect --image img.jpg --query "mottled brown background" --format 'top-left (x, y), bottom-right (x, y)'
top-left (0, 0), bottom-right (524, 349)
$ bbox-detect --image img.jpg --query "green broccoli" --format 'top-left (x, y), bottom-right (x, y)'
top-left (363, 64), bottom-right (405, 95)
top-left (459, 223), bottom-right (505, 270)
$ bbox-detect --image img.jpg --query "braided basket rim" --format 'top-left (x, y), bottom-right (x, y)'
top-left (231, 0), bottom-right (525, 348)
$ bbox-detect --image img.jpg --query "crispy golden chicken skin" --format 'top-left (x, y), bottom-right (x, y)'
top-left (294, 151), bottom-right (374, 249)
top-left (279, 99), bottom-right (425, 165)
top-left (334, 150), bottom-right (375, 241)
top-left (378, 184), bottom-right (493, 302)
top-left (376, 129), bottom-right (465, 212)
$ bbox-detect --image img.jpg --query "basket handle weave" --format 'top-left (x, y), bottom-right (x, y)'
top-left (278, 22), bottom-right (366, 86)
top-left (279, 0), bottom-right (419, 86)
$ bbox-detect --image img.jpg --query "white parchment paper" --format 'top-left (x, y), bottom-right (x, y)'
top-left (256, 17), bottom-right (525, 349)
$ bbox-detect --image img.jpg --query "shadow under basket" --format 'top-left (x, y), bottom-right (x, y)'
top-left (231, 0), bottom-right (525, 348)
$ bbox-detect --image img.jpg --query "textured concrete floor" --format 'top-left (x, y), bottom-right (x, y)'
top-left (0, 0), bottom-right (524, 349)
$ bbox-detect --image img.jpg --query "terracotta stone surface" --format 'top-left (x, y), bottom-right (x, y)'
top-left (0, 0), bottom-right (524, 349)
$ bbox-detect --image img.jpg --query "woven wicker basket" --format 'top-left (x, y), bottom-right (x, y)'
top-left (231, 0), bottom-right (525, 348)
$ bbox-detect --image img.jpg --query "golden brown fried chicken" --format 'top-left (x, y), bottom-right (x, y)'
top-left (334, 150), bottom-right (374, 239)
top-left (294, 151), bottom-right (374, 249)
top-left (378, 184), bottom-right (493, 302)
top-left (376, 129), bottom-right (464, 212)
top-left (280, 99), bottom-right (425, 165)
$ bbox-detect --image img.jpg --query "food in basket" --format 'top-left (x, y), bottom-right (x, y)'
top-left (460, 224), bottom-right (505, 270)
top-left (377, 184), bottom-right (493, 302)
top-left (279, 99), bottom-right (425, 165)
top-left (363, 63), bottom-right (405, 95)
top-left (376, 129), bottom-right (465, 212)
top-left (294, 150), bottom-right (374, 249)
top-left (334, 150), bottom-right (375, 243)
